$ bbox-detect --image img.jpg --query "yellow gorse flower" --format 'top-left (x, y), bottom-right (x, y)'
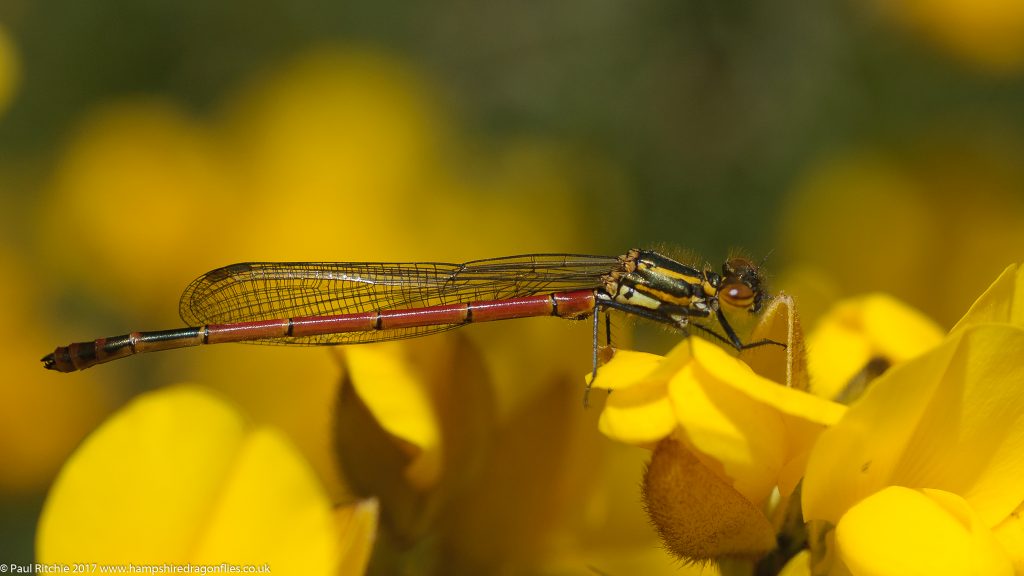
top-left (37, 385), bottom-right (376, 575)
top-left (590, 264), bottom-right (1024, 574)
top-left (802, 264), bottom-right (1024, 575)
top-left (589, 295), bottom-right (846, 562)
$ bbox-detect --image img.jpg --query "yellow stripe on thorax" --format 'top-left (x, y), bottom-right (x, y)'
top-left (632, 284), bottom-right (693, 307)
top-left (637, 261), bottom-right (703, 284)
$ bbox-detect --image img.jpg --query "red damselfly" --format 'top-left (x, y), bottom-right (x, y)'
top-left (43, 249), bottom-right (782, 402)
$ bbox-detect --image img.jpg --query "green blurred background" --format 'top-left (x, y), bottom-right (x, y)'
top-left (2, 0), bottom-right (1024, 568)
top-left (5, 0), bottom-right (1020, 255)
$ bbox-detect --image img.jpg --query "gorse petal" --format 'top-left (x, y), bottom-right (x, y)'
top-left (38, 385), bottom-right (248, 562)
top-left (835, 487), bottom-right (1013, 576)
top-left (671, 338), bottom-right (844, 503)
top-left (689, 338), bottom-right (845, 426)
top-left (189, 429), bottom-right (339, 569)
top-left (335, 335), bottom-right (507, 556)
top-left (588, 349), bottom-right (664, 392)
top-left (778, 550), bottom-right (812, 576)
top-left (597, 381), bottom-right (677, 445)
top-left (336, 499), bottom-right (380, 576)
top-left (669, 355), bottom-right (787, 505)
top-left (803, 324), bottom-right (1024, 528)
top-left (37, 385), bottom-right (343, 574)
top-left (593, 350), bottom-right (677, 444)
top-left (344, 343), bottom-right (442, 489)
top-left (992, 504), bottom-right (1024, 573)
top-left (951, 263), bottom-right (1024, 332)
top-left (806, 293), bottom-right (943, 401)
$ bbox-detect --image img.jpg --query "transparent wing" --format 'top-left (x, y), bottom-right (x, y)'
top-left (178, 254), bottom-right (621, 345)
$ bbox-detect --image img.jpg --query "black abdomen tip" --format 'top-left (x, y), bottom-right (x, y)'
top-left (41, 347), bottom-right (79, 372)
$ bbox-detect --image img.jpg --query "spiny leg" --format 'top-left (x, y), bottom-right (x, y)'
top-left (585, 306), bottom-right (601, 408)
top-left (714, 307), bottom-right (786, 351)
top-left (584, 302), bottom-right (619, 408)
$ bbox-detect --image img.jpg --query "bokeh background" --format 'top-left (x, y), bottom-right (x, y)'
top-left (2, 0), bottom-right (1024, 571)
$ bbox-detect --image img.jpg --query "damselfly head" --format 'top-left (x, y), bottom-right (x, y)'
top-left (719, 257), bottom-right (766, 314)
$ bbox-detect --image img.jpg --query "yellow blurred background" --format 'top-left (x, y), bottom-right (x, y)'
top-left (2, 1), bottom-right (1023, 571)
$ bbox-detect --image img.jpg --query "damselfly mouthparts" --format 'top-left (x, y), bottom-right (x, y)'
top-left (42, 249), bottom-right (783, 402)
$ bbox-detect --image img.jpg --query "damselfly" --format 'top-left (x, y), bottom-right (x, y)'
top-left (42, 249), bottom-right (783, 401)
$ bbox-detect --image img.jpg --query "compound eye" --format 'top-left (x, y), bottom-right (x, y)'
top-left (720, 283), bottom-right (756, 310)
